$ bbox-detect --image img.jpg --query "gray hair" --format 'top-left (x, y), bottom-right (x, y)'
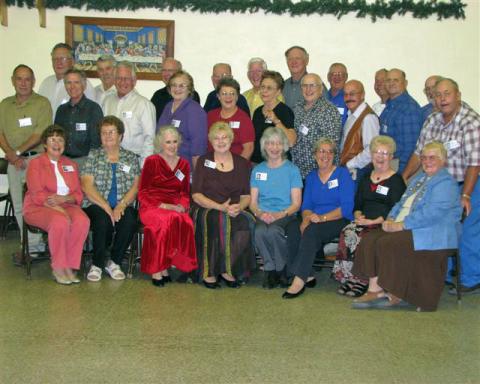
top-left (51, 43), bottom-right (73, 58)
top-left (63, 68), bottom-right (87, 87)
top-left (97, 54), bottom-right (116, 65)
top-left (434, 77), bottom-right (460, 92)
top-left (313, 137), bottom-right (337, 154)
top-left (285, 46), bottom-right (309, 60)
top-left (370, 135), bottom-right (396, 155)
top-left (115, 61), bottom-right (136, 79)
top-left (423, 141), bottom-right (448, 161)
top-left (248, 57), bottom-right (267, 71)
top-left (154, 125), bottom-right (182, 154)
top-left (260, 127), bottom-right (289, 160)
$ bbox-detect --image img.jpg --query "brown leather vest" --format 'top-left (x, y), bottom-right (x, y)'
top-left (340, 104), bottom-right (376, 166)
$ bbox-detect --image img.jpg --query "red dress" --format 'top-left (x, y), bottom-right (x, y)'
top-left (139, 154), bottom-right (197, 274)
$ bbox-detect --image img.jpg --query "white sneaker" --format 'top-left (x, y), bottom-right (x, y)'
top-left (87, 265), bottom-right (102, 282)
top-left (104, 261), bottom-right (126, 280)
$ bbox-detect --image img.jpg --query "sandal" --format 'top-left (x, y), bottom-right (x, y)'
top-left (353, 290), bottom-right (385, 303)
top-left (87, 265), bottom-right (102, 282)
top-left (346, 282), bottom-right (369, 298)
top-left (337, 281), bottom-right (354, 296)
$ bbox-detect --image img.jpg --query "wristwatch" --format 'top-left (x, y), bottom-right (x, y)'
top-left (15, 150), bottom-right (21, 156)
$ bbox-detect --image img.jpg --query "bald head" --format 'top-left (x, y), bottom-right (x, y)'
top-left (161, 57), bottom-right (182, 84)
top-left (344, 80), bottom-right (365, 112)
top-left (374, 68), bottom-right (388, 101)
top-left (424, 75), bottom-right (441, 103)
top-left (386, 68), bottom-right (407, 99)
top-left (434, 78), bottom-right (462, 122)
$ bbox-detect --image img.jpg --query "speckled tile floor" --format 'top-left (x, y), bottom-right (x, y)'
top-left (1, 232), bottom-right (479, 384)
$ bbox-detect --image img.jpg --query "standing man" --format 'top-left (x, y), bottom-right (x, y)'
top-left (402, 78), bottom-right (480, 295)
top-left (372, 69), bottom-right (389, 116)
top-left (0, 65), bottom-right (52, 263)
top-left (150, 57), bottom-right (200, 122)
top-left (54, 69), bottom-right (103, 169)
top-left (203, 63), bottom-right (250, 115)
top-left (421, 75), bottom-right (441, 121)
top-left (38, 43), bottom-right (95, 116)
top-left (102, 61), bottom-right (155, 165)
top-left (379, 68), bottom-right (423, 172)
top-left (340, 80), bottom-right (379, 180)
top-left (326, 63), bottom-right (349, 126)
top-left (95, 54), bottom-right (117, 106)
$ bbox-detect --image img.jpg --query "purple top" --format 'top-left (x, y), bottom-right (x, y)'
top-left (157, 97), bottom-right (208, 166)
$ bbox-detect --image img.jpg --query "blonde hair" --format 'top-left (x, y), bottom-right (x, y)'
top-left (154, 125), bottom-right (182, 154)
top-left (422, 141), bottom-right (447, 161)
top-left (313, 137), bottom-right (336, 154)
top-left (370, 135), bottom-right (396, 154)
top-left (208, 121), bottom-right (234, 143)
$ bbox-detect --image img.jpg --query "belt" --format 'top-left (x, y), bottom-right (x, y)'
top-left (23, 151), bottom-right (37, 157)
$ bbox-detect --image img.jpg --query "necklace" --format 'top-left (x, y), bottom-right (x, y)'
top-left (220, 162), bottom-right (224, 169)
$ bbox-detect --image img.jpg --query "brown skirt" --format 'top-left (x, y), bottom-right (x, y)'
top-left (352, 228), bottom-right (453, 311)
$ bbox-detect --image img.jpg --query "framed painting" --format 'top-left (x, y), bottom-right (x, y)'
top-left (65, 16), bottom-right (174, 80)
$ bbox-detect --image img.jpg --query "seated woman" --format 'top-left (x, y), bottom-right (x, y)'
top-left (251, 71), bottom-right (295, 164)
top-left (333, 135), bottom-right (406, 297)
top-left (81, 116), bottom-right (140, 282)
top-left (283, 138), bottom-right (355, 299)
top-left (250, 127), bottom-right (302, 289)
top-left (192, 122), bottom-right (254, 289)
top-left (24, 125), bottom-right (90, 285)
top-left (207, 77), bottom-right (255, 160)
top-left (138, 125), bottom-right (197, 287)
top-left (352, 141), bottom-right (462, 311)
top-left (157, 70), bottom-right (207, 169)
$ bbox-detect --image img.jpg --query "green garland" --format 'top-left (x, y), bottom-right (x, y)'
top-left (7, 0), bottom-right (467, 22)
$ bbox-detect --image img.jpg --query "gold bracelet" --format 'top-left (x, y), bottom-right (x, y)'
top-left (462, 193), bottom-right (471, 200)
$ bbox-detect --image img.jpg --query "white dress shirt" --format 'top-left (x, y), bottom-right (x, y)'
top-left (341, 102), bottom-right (380, 170)
top-left (372, 101), bottom-right (386, 116)
top-left (102, 89), bottom-right (155, 165)
top-left (38, 75), bottom-right (95, 117)
top-left (95, 84), bottom-right (116, 106)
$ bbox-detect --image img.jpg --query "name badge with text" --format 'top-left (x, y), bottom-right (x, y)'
top-left (171, 119), bottom-right (181, 128)
top-left (76, 123), bottom-right (87, 131)
top-left (204, 159), bottom-right (216, 169)
top-left (230, 121), bottom-right (240, 129)
top-left (120, 163), bottom-right (131, 173)
top-left (62, 165), bottom-right (75, 173)
top-left (175, 169), bottom-right (185, 181)
top-left (18, 117), bottom-right (32, 127)
top-left (122, 111), bottom-right (133, 119)
top-left (337, 107), bottom-right (345, 115)
top-left (444, 140), bottom-right (461, 151)
top-left (265, 118), bottom-right (273, 124)
top-left (300, 124), bottom-right (309, 136)
top-left (376, 185), bottom-right (389, 195)
top-left (328, 179), bottom-right (339, 189)
top-left (255, 172), bottom-right (268, 181)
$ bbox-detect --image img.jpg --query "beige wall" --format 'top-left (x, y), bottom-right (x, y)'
top-left (0, 2), bottom-right (479, 108)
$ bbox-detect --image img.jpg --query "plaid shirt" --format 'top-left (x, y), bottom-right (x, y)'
top-left (415, 101), bottom-right (480, 182)
top-left (291, 97), bottom-right (342, 178)
top-left (380, 92), bottom-right (423, 172)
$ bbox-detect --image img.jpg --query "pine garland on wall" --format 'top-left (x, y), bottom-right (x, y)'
top-left (7, 0), bottom-right (466, 22)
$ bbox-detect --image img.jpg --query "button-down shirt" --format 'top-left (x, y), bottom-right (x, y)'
top-left (414, 101), bottom-right (480, 182)
top-left (379, 91), bottom-right (423, 172)
top-left (54, 95), bottom-right (103, 158)
top-left (341, 102), bottom-right (380, 170)
top-left (372, 101), bottom-right (386, 116)
top-left (0, 92), bottom-right (52, 153)
top-left (327, 88), bottom-right (348, 126)
top-left (38, 74), bottom-right (95, 117)
top-left (102, 89), bottom-right (156, 165)
top-left (291, 97), bottom-right (342, 178)
top-left (94, 84), bottom-right (116, 107)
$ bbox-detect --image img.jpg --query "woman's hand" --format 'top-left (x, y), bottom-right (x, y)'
top-left (258, 212), bottom-right (276, 224)
top-left (45, 194), bottom-right (67, 207)
top-left (382, 220), bottom-right (404, 232)
top-left (264, 109), bottom-right (279, 125)
top-left (159, 203), bottom-right (185, 213)
top-left (309, 213), bottom-right (321, 223)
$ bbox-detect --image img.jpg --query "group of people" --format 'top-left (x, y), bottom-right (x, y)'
top-left (1, 42), bottom-right (479, 312)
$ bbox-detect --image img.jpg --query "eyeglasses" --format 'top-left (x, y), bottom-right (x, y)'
top-left (330, 72), bottom-right (346, 77)
top-left (170, 83), bottom-right (188, 89)
top-left (344, 91), bottom-right (361, 98)
top-left (101, 130), bottom-right (118, 137)
top-left (301, 83), bottom-right (320, 90)
top-left (220, 91), bottom-right (236, 97)
top-left (420, 155), bottom-right (440, 162)
top-left (47, 137), bottom-right (65, 144)
top-left (52, 57), bottom-right (71, 63)
top-left (116, 77), bottom-right (134, 82)
top-left (260, 85), bottom-right (278, 92)
top-left (213, 135), bottom-right (229, 141)
top-left (317, 149), bottom-right (334, 155)
top-left (372, 150), bottom-right (391, 157)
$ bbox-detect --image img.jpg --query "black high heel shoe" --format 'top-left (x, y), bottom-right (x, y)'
top-left (219, 274), bottom-right (240, 288)
top-left (152, 278), bottom-right (165, 287)
top-left (203, 280), bottom-right (220, 289)
top-left (282, 286), bottom-right (305, 299)
top-left (162, 275), bottom-right (172, 283)
top-left (305, 278), bottom-right (317, 288)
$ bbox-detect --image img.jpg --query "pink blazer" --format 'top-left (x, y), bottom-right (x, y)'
top-left (23, 153), bottom-right (84, 213)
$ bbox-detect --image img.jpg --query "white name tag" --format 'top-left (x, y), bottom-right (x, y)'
top-left (175, 169), bottom-right (185, 181)
top-left (381, 124), bottom-right (388, 133)
top-left (171, 119), bottom-right (181, 128)
top-left (255, 172), bottom-right (268, 181)
top-left (300, 124), bottom-right (309, 136)
top-left (122, 111), bottom-right (133, 119)
top-left (337, 107), bottom-right (345, 115)
top-left (265, 118), bottom-right (273, 124)
top-left (62, 165), bottom-right (75, 172)
top-left (18, 117), bottom-right (32, 127)
top-left (120, 163), bottom-right (131, 173)
top-left (204, 159), bottom-right (216, 169)
top-left (376, 185), bottom-right (389, 195)
top-left (76, 123), bottom-right (87, 131)
top-left (444, 140), bottom-right (460, 151)
top-left (230, 121), bottom-right (240, 129)
top-left (328, 179), bottom-right (339, 189)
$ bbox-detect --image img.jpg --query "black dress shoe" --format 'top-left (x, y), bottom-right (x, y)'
top-left (203, 280), bottom-right (220, 289)
top-left (162, 275), bottom-right (172, 283)
top-left (219, 275), bottom-right (240, 288)
top-left (282, 286), bottom-right (305, 299)
top-left (305, 278), bottom-right (317, 288)
top-left (152, 278), bottom-right (165, 287)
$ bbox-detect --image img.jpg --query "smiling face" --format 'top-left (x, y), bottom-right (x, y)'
top-left (315, 143), bottom-right (335, 170)
top-left (211, 64), bottom-right (231, 88)
top-left (264, 138), bottom-right (284, 162)
top-left (45, 134), bottom-right (65, 161)
top-left (100, 124), bottom-right (122, 149)
top-left (12, 67), bottom-right (35, 100)
top-left (161, 131), bottom-right (179, 157)
top-left (301, 74), bottom-right (322, 106)
top-left (211, 130), bottom-right (233, 154)
top-left (424, 76), bottom-right (439, 103)
top-left (96, 60), bottom-right (115, 89)
top-left (343, 80), bottom-right (364, 113)
top-left (218, 86), bottom-right (238, 111)
top-left (327, 64), bottom-right (348, 93)
top-left (371, 144), bottom-right (393, 173)
top-left (247, 62), bottom-right (264, 89)
top-left (260, 78), bottom-right (281, 105)
top-left (386, 69), bottom-right (407, 99)
top-left (421, 148), bottom-right (445, 176)
top-left (115, 66), bottom-right (136, 98)
top-left (51, 47), bottom-right (73, 79)
top-left (286, 48), bottom-right (308, 78)
top-left (64, 72), bottom-right (85, 103)
top-left (434, 80), bottom-right (461, 122)
top-left (161, 58), bottom-right (180, 84)
top-left (169, 74), bottom-right (190, 102)
top-left (374, 70), bottom-right (388, 99)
